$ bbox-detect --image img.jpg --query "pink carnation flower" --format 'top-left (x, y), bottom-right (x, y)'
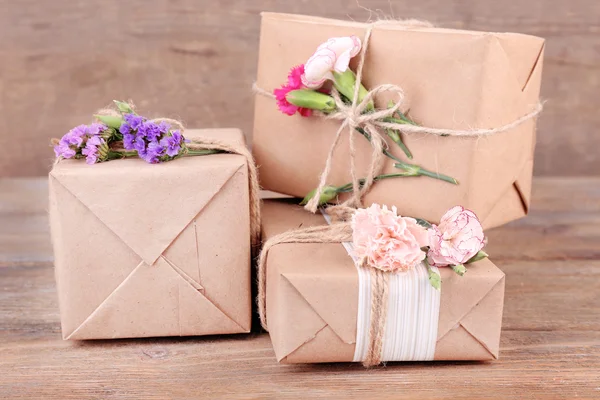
top-left (273, 64), bottom-right (312, 117)
top-left (302, 36), bottom-right (362, 89)
top-left (427, 206), bottom-right (485, 267)
top-left (352, 204), bottom-right (429, 272)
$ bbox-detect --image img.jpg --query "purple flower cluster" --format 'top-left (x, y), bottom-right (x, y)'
top-left (120, 114), bottom-right (186, 164)
top-left (54, 123), bottom-right (109, 165)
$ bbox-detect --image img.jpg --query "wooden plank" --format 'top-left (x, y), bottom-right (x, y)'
top-left (0, 261), bottom-right (599, 399)
top-left (1, 0), bottom-right (599, 177)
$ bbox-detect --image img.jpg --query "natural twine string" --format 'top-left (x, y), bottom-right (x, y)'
top-left (256, 207), bottom-right (388, 367)
top-left (253, 19), bottom-right (543, 214)
top-left (257, 221), bottom-right (353, 330)
top-left (254, 19), bottom-right (543, 367)
top-left (55, 102), bottom-right (262, 247)
top-left (186, 137), bottom-right (262, 247)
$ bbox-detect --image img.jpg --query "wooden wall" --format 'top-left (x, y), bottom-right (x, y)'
top-left (0, 0), bottom-right (597, 177)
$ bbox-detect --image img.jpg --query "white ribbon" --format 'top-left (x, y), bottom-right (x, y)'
top-left (322, 211), bottom-right (441, 362)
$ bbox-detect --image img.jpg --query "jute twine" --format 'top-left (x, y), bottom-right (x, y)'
top-left (55, 102), bottom-right (262, 247)
top-left (253, 19), bottom-right (543, 213)
top-left (257, 205), bottom-right (392, 367)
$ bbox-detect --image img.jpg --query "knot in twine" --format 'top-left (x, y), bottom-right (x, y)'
top-left (257, 205), bottom-right (390, 367)
top-left (253, 19), bottom-right (543, 214)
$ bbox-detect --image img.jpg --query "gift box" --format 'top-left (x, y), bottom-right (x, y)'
top-left (261, 200), bottom-right (505, 363)
top-left (253, 13), bottom-right (544, 229)
top-left (49, 129), bottom-right (252, 339)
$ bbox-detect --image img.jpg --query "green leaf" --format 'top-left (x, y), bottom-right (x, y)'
top-left (113, 100), bottom-right (134, 114)
top-left (94, 114), bottom-right (124, 130)
top-left (427, 267), bottom-right (441, 290)
top-left (465, 250), bottom-right (489, 264)
top-left (451, 264), bottom-right (466, 276)
top-left (415, 218), bottom-right (433, 229)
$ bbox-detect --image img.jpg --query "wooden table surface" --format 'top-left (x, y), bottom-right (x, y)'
top-left (1, 177), bottom-right (599, 399)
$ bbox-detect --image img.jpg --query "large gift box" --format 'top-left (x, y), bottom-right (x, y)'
top-left (253, 13), bottom-right (544, 229)
top-left (261, 200), bottom-right (505, 363)
top-left (49, 129), bottom-right (252, 339)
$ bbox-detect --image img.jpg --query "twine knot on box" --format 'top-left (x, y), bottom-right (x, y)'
top-left (253, 19), bottom-right (543, 214)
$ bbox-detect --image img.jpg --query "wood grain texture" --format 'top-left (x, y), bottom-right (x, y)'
top-left (0, 0), bottom-right (598, 177)
top-left (1, 176), bottom-right (600, 398)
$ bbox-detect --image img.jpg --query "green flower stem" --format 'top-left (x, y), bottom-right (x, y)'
top-left (336, 172), bottom-right (415, 193)
top-left (107, 150), bottom-right (137, 160)
top-left (385, 129), bottom-right (413, 159)
top-left (383, 115), bottom-right (418, 126)
top-left (355, 127), bottom-right (457, 185)
top-left (186, 149), bottom-right (224, 156)
top-left (394, 162), bottom-right (458, 185)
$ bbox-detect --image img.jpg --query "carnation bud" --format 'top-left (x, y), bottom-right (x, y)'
top-left (300, 185), bottom-right (339, 206)
top-left (286, 90), bottom-right (336, 113)
top-left (332, 69), bottom-right (373, 110)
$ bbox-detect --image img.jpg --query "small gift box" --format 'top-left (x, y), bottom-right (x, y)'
top-left (50, 128), bottom-right (253, 339)
top-left (253, 13), bottom-right (544, 229)
top-left (260, 200), bottom-right (505, 364)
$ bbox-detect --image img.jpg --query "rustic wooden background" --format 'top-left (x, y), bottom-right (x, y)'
top-left (0, 0), bottom-right (597, 177)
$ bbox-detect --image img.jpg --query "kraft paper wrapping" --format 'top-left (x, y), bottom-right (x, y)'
top-left (49, 129), bottom-right (251, 340)
top-left (253, 13), bottom-right (545, 229)
top-left (262, 200), bottom-right (505, 363)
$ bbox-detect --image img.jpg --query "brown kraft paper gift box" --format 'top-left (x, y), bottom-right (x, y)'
top-left (261, 200), bottom-right (505, 363)
top-left (253, 13), bottom-right (544, 229)
top-left (49, 129), bottom-right (251, 340)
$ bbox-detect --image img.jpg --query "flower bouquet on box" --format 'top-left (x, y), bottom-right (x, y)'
top-left (253, 13), bottom-right (544, 228)
top-left (271, 36), bottom-right (459, 210)
top-left (52, 101), bottom-right (222, 165)
top-left (258, 200), bottom-right (499, 366)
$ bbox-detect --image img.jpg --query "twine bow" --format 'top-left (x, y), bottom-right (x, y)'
top-left (253, 19), bottom-right (543, 214)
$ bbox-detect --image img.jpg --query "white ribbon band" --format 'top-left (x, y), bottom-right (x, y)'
top-left (322, 211), bottom-right (441, 362)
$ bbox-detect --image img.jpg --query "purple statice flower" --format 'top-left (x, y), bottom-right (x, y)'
top-left (81, 136), bottom-right (105, 165)
top-left (54, 123), bottom-right (109, 162)
top-left (124, 113), bottom-right (143, 130)
top-left (123, 133), bottom-right (135, 150)
top-left (116, 114), bottom-right (187, 164)
top-left (120, 122), bottom-right (132, 135)
top-left (157, 121), bottom-right (171, 134)
top-left (54, 142), bottom-right (76, 159)
top-left (134, 136), bottom-right (146, 153)
top-left (160, 130), bottom-right (185, 157)
top-left (82, 145), bottom-right (98, 165)
top-left (142, 140), bottom-right (165, 164)
top-left (142, 121), bottom-right (162, 142)
top-left (62, 125), bottom-right (87, 147)
top-left (86, 123), bottom-right (106, 135)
